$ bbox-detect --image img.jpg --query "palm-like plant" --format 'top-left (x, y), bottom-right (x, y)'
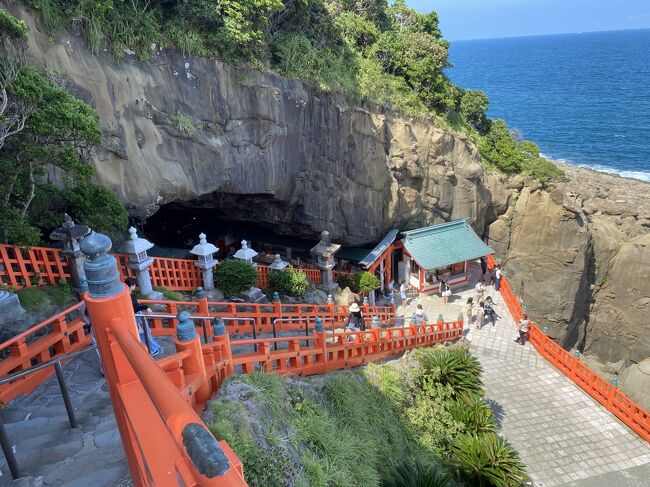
top-left (416, 347), bottom-right (484, 404)
top-left (449, 433), bottom-right (530, 487)
top-left (382, 459), bottom-right (453, 487)
top-left (449, 398), bottom-right (497, 434)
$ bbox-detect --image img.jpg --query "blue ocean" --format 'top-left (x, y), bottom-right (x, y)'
top-left (447, 29), bottom-right (650, 182)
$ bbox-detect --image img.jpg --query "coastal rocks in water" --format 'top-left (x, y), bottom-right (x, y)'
top-left (12, 3), bottom-right (502, 246)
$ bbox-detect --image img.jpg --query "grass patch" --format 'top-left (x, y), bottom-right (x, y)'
top-left (170, 112), bottom-right (197, 135)
top-left (17, 283), bottom-right (76, 313)
top-left (152, 286), bottom-right (184, 301)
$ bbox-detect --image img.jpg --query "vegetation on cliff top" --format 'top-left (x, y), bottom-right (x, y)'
top-left (25, 0), bottom-right (562, 182)
top-left (207, 346), bottom-right (529, 486)
top-left (0, 8), bottom-right (128, 245)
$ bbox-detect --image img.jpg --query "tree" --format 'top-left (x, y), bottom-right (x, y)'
top-left (0, 9), bottom-right (30, 152)
top-left (460, 89), bottom-right (489, 133)
top-left (214, 259), bottom-right (258, 296)
top-left (355, 271), bottom-right (380, 293)
top-left (2, 67), bottom-right (101, 217)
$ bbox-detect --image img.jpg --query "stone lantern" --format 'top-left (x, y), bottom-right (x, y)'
top-left (233, 240), bottom-right (257, 266)
top-left (189, 233), bottom-right (219, 291)
top-left (120, 227), bottom-right (162, 299)
top-left (310, 230), bottom-right (341, 294)
top-left (50, 214), bottom-right (91, 292)
top-left (269, 254), bottom-right (288, 271)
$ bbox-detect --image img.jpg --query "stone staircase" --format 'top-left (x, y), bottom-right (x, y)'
top-left (0, 351), bottom-right (129, 486)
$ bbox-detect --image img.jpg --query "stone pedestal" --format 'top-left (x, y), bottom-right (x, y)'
top-left (310, 230), bottom-right (341, 295)
top-left (120, 227), bottom-right (162, 299)
top-left (243, 287), bottom-right (265, 303)
top-left (190, 233), bottom-right (219, 291)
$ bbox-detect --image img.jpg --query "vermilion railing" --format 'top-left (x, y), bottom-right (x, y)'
top-left (140, 298), bottom-right (395, 336)
top-left (0, 244), bottom-right (71, 288)
top-left (1, 244), bottom-right (330, 291)
top-left (487, 255), bottom-right (650, 443)
top-left (0, 301), bottom-right (90, 405)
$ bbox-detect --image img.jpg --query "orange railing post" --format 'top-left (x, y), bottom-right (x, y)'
top-left (175, 311), bottom-right (211, 408)
top-left (79, 232), bottom-right (144, 483)
top-left (213, 319), bottom-right (235, 377)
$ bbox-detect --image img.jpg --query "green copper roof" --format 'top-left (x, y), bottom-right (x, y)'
top-left (401, 220), bottom-right (493, 270)
top-left (337, 247), bottom-right (373, 262)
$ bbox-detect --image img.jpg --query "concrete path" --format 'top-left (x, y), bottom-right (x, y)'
top-left (396, 262), bottom-right (650, 487)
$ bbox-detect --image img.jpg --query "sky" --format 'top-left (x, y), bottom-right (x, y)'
top-left (406, 0), bottom-right (650, 41)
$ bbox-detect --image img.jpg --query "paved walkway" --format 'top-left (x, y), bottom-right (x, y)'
top-left (396, 263), bottom-right (650, 487)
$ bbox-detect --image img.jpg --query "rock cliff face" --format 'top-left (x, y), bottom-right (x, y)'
top-left (488, 164), bottom-right (650, 407)
top-left (11, 3), bottom-right (497, 247)
top-left (7, 4), bottom-right (650, 403)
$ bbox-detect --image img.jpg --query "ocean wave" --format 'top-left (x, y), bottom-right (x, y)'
top-left (539, 153), bottom-right (650, 182)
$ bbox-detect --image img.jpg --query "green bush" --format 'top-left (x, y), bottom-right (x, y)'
top-left (383, 459), bottom-right (453, 487)
top-left (266, 267), bottom-right (309, 297)
top-left (153, 286), bottom-right (184, 302)
top-left (450, 433), bottom-right (529, 487)
top-left (170, 112), bottom-right (197, 135)
top-left (355, 271), bottom-right (381, 293)
top-left (214, 259), bottom-right (258, 296)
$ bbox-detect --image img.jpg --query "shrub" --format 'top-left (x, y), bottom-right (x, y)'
top-left (267, 267), bottom-right (309, 297)
top-left (355, 271), bottom-right (381, 293)
top-left (336, 272), bottom-right (357, 292)
top-left (170, 112), bottom-right (197, 135)
top-left (214, 259), bottom-right (258, 296)
top-left (450, 433), bottom-right (529, 487)
top-left (383, 459), bottom-right (453, 487)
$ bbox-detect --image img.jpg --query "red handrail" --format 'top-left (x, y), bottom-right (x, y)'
top-left (486, 254), bottom-right (650, 443)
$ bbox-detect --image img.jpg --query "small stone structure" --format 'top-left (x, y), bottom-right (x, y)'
top-left (49, 214), bottom-right (91, 292)
top-left (120, 227), bottom-right (163, 299)
top-left (189, 233), bottom-right (219, 291)
top-left (269, 254), bottom-right (288, 271)
top-left (310, 230), bottom-right (340, 294)
top-left (233, 239), bottom-right (264, 302)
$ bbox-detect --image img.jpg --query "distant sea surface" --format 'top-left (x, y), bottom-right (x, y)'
top-left (447, 29), bottom-right (650, 182)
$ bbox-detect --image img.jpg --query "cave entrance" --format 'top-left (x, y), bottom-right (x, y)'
top-left (142, 201), bottom-right (322, 265)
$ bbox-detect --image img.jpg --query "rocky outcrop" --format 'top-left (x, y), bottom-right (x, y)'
top-left (488, 164), bottom-right (650, 400)
top-left (5, 4), bottom-right (649, 399)
top-left (7, 3), bottom-right (500, 247)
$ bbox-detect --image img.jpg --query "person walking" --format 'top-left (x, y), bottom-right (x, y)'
top-left (465, 297), bottom-right (474, 325)
top-left (475, 280), bottom-right (485, 302)
top-left (387, 279), bottom-right (395, 299)
top-left (480, 256), bottom-right (487, 280)
top-left (494, 265), bottom-right (502, 292)
top-left (413, 304), bottom-right (428, 327)
top-left (476, 301), bottom-right (485, 329)
top-left (345, 302), bottom-right (365, 331)
top-left (484, 296), bottom-right (496, 326)
top-left (440, 280), bottom-right (451, 304)
top-left (399, 281), bottom-right (408, 306)
top-left (514, 313), bottom-right (530, 345)
top-left (126, 277), bottom-right (161, 356)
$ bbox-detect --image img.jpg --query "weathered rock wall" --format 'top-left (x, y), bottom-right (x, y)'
top-left (6, 4), bottom-right (650, 395)
top-left (488, 164), bottom-right (650, 395)
top-left (9, 3), bottom-right (498, 246)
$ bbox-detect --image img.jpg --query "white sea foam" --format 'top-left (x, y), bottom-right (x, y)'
top-left (540, 153), bottom-right (650, 183)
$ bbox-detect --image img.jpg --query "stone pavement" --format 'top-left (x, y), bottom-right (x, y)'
top-left (396, 262), bottom-right (650, 487)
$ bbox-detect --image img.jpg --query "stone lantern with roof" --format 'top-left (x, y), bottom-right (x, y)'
top-left (310, 230), bottom-right (341, 294)
top-left (50, 214), bottom-right (91, 292)
top-left (269, 254), bottom-right (288, 271)
top-left (233, 240), bottom-right (257, 266)
top-left (120, 227), bottom-right (162, 299)
top-left (189, 233), bottom-right (219, 291)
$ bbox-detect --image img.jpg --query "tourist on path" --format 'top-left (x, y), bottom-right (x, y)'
top-left (440, 279), bottom-right (451, 304)
top-left (345, 302), bottom-right (365, 331)
top-left (413, 304), bottom-right (428, 327)
top-left (494, 265), bottom-right (502, 292)
top-left (465, 297), bottom-right (474, 324)
top-left (480, 256), bottom-right (487, 279)
top-left (475, 280), bottom-right (485, 302)
top-left (476, 301), bottom-right (485, 329)
top-left (484, 296), bottom-right (496, 326)
top-left (126, 278), bottom-right (161, 356)
top-left (399, 281), bottom-right (408, 306)
top-left (387, 279), bottom-right (394, 299)
top-left (514, 313), bottom-right (530, 345)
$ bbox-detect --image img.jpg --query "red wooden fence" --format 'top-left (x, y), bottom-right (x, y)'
top-left (487, 254), bottom-right (650, 443)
